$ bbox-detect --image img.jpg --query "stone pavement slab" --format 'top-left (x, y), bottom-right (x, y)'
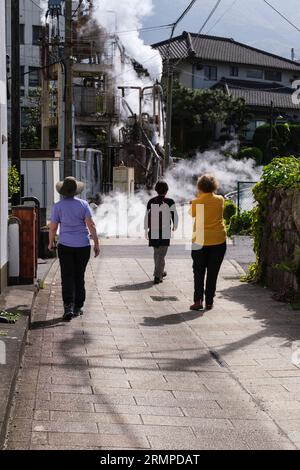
top-left (3, 240), bottom-right (300, 450)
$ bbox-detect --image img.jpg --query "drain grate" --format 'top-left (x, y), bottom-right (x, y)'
top-left (151, 296), bottom-right (179, 302)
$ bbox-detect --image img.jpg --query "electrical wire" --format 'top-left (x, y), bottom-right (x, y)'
top-left (206, 0), bottom-right (239, 34)
top-left (263, 0), bottom-right (300, 34)
top-left (198, 0), bottom-right (222, 34)
top-left (172, 0), bottom-right (223, 69)
top-left (28, 0), bottom-right (43, 10)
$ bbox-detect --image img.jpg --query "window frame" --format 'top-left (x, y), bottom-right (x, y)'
top-left (246, 68), bottom-right (264, 79)
top-left (204, 65), bottom-right (218, 81)
top-left (28, 66), bottom-right (41, 87)
top-left (20, 65), bottom-right (25, 87)
top-left (230, 66), bottom-right (239, 77)
top-left (20, 24), bottom-right (25, 45)
top-left (32, 25), bottom-right (43, 45)
top-left (264, 70), bottom-right (282, 82)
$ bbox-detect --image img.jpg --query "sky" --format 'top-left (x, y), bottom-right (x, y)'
top-left (140, 0), bottom-right (300, 60)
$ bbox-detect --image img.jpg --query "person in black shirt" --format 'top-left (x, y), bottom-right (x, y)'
top-left (145, 181), bottom-right (178, 284)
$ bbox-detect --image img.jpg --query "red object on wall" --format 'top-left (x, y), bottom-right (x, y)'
top-left (12, 206), bottom-right (37, 284)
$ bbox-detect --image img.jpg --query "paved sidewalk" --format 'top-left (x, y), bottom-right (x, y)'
top-left (4, 241), bottom-right (300, 450)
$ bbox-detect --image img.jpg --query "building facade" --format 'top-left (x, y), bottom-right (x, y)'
top-left (0, 1), bottom-right (8, 293)
top-left (5, 0), bottom-right (43, 127)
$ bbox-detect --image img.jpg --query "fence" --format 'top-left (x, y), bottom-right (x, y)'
top-left (226, 181), bottom-right (258, 213)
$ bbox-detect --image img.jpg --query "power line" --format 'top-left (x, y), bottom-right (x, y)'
top-left (6, 24), bottom-right (172, 47)
top-left (28, 0), bottom-right (43, 10)
top-left (173, 0), bottom-right (223, 68)
top-left (172, 0), bottom-right (199, 33)
top-left (198, 0), bottom-right (223, 34)
top-left (71, 23), bottom-right (173, 39)
top-left (206, 0), bottom-right (239, 34)
top-left (263, 0), bottom-right (300, 34)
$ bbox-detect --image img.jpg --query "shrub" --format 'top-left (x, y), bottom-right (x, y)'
top-left (8, 165), bottom-right (20, 198)
top-left (253, 124), bottom-right (270, 153)
top-left (228, 210), bottom-right (253, 237)
top-left (253, 123), bottom-right (294, 163)
top-left (289, 124), bottom-right (300, 155)
top-left (238, 147), bottom-right (263, 164)
top-left (224, 199), bottom-right (237, 226)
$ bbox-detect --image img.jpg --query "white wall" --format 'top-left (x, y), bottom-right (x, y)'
top-left (0, 0), bottom-right (8, 283)
top-left (177, 61), bottom-right (299, 90)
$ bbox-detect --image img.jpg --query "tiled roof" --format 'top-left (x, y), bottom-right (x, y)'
top-left (153, 32), bottom-right (300, 72)
top-left (212, 79), bottom-right (300, 109)
top-left (228, 87), bottom-right (300, 109)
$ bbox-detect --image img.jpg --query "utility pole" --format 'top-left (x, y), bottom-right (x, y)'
top-left (164, 1), bottom-right (198, 171)
top-left (11, 0), bottom-right (21, 205)
top-left (64, 0), bottom-right (73, 177)
top-left (269, 100), bottom-right (274, 162)
top-left (165, 67), bottom-right (173, 170)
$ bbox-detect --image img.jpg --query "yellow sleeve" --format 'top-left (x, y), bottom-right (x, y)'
top-left (189, 201), bottom-right (196, 218)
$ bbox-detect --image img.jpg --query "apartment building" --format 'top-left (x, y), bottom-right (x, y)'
top-left (0, 1), bottom-right (8, 292)
top-left (5, 0), bottom-right (43, 126)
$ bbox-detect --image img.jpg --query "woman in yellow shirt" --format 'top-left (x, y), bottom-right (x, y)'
top-left (190, 175), bottom-right (227, 311)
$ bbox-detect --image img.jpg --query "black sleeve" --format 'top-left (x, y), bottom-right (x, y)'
top-left (170, 200), bottom-right (179, 229)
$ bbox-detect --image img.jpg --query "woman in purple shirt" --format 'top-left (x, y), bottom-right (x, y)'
top-left (48, 177), bottom-right (100, 321)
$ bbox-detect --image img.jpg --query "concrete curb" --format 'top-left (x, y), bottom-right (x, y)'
top-left (228, 258), bottom-right (247, 277)
top-left (0, 258), bottom-right (57, 449)
top-left (0, 288), bottom-right (36, 449)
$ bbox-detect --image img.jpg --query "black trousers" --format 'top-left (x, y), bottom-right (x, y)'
top-left (191, 242), bottom-right (226, 304)
top-left (58, 244), bottom-right (91, 308)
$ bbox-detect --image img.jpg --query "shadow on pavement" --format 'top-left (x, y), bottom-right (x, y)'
top-left (30, 318), bottom-right (65, 329)
top-left (141, 310), bottom-right (205, 326)
top-left (110, 281), bottom-right (154, 291)
top-left (220, 283), bottom-right (300, 347)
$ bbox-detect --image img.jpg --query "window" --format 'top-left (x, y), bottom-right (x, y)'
top-left (21, 108), bottom-right (30, 127)
top-left (204, 65), bottom-right (217, 81)
top-left (20, 24), bottom-right (25, 45)
top-left (265, 70), bottom-right (282, 81)
top-left (20, 66), bottom-right (25, 87)
top-left (28, 67), bottom-right (41, 87)
top-left (246, 68), bottom-right (263, 79)
top-left (230, 66), bottom-right (239, 77)
top-left (32, 25), bottom-right (43, 45)
top-left (244, 119), bottom-right (267, 141)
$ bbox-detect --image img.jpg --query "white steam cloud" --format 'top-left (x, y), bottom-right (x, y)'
top-left (93, 0), bottom-right (162, 80)
top-left (94, 147), bottom-right (262, 239)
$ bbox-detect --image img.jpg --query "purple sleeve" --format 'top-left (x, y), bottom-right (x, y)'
top-left (51, 204), bottom-right (60, 223)
top-left (84, 202), bottom-right (93, 218)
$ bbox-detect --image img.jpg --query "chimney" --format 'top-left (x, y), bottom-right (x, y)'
top-left (291, 48), bottom-right (295, 61)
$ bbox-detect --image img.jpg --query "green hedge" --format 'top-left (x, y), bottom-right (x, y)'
top-left (228, 210), bottom-right (253, 237)
top-left (253, 123), bottom-right (300, 163)
top-left (238, 147), bottom-right (263, 164)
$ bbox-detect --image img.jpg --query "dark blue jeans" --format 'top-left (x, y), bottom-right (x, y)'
top-left (58, 244), bottom-right (91, 308)
top-left (191, 242), bottom-right (226, 304)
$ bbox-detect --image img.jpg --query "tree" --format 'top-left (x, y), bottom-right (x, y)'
top-left (21, 88), bottom-right (42, 149)
top-left (171, 81), bottom-right (249, 154)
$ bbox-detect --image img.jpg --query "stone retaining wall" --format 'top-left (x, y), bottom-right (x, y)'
top-left (261, 189), bottom-right (300, 298)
